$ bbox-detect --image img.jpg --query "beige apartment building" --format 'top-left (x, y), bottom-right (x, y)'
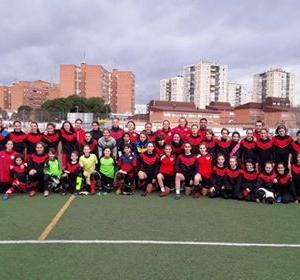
top-left (253, 68), bottom-right (296, 105)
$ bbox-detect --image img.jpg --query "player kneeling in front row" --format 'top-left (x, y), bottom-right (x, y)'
top-left (3, 155), bottom-right (27, 200)
top-left (174, 142), bottom-right (198, 200)
top-left (138, 142), bottom-right (160, 197)
top-left (115, 144), bottom-right (137, 195)
top-left (98, 147), bottom-right (116, 195)
top-left (193, 143), bottom-right (213, 198)
top-left (43, 148), bottom-right (62, 197)
top-left (157, 144), bottom-right (176, 197)
top-left (79, 145), bottom-right (99, 195)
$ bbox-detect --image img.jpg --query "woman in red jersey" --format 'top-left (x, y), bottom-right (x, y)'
top-left (157, 144), bottom-right (176, 197)
top-left (3, 154), bottom-right (28, 200)
top-left (0, 140), bottom-right (18, 194)
top-left (126, 121), bottom-right (139, 144)
top-left (171, 117), bottom-right (191, 141)
top-left (193, 143), bottom-right (213, 198)
top-left (155, 120), bottom-right (173, 144)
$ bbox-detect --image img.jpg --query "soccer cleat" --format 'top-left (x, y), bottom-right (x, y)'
top-left (44, 190), bottom-right (49, 197)
top-left (61, 191), bottom-right (67, 196)
top-left (89, 190), bottom-right (97, 196)
top-left (174, 194), bottom-right (181, 200)
top-left (3, 194), bottom-right (10, 200)
top-left (159, 192), bottom-right (168, 197)
top-left (29, 190), bottom-right (36, 197)
top-left (276, 196), bottom-right (282, 203)
top-left (141, 191), bottom-right (148, 197)
top-left (79, 191), bottom-right (89, 196)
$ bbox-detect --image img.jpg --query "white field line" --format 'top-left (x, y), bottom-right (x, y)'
top-left (0, 240), bottom-right (300, 248)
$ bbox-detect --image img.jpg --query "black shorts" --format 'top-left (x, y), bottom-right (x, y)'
top-left (183, 174), bottom-right (195, 187)
top-left (161, 174), bottom-right (175, 188)
top-left (145, 172), bottom-right (156, 184)
top-left (201, 177), bottom-right (213, 188)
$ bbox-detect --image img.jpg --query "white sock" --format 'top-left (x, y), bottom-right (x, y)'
top-left (161, 187), bottom-right (165, 192)
top-left (176, 189), bottom-right (180, 195)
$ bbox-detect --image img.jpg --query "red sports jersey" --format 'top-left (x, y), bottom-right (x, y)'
top-left (197, 153), bottom-right (212, 179)
top-left (159, 154), bottom-right (176, 175)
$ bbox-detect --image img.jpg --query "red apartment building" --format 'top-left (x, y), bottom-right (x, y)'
top-left (60, 63), bottom-right (135, 115)
top-left (0, 80), bottom-right (59, 112)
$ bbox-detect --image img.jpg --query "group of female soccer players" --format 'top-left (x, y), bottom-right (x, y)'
top-left (0, 116), bottom-right (299, 204)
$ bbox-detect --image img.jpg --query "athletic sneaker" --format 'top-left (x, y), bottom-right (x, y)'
top-left (159, 192), bottom-right (168, 197)
top-left (3, 194), bottom-right (9, 200)
top-left (116, 189), bottom-right (122, 195)
top-left (29, 190), bottom-right (36, 197)
top-left (44, 190), bottom-right (49, 197)
top-left (141, 191), bottom-right (148, 197)
top-left (174, 193), bottom-right (181, 200)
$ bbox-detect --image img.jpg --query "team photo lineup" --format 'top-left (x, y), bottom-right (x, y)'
top-left (0, 116), bottom-right (299, 204)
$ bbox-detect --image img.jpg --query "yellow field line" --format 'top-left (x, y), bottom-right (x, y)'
top-left (38, 195), bottom-right (75, 241)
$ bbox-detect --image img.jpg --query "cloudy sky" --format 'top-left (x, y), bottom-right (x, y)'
top-left (1, 0), bottom-right (300, 104)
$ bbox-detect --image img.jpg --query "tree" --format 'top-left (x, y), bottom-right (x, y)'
top-left (40, 95), bottom-right (111, 115)
top-left (15, 105), bottom-right (33, 121)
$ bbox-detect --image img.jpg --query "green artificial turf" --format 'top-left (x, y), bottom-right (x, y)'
top-left (1, 191), bottom-right (300, 280)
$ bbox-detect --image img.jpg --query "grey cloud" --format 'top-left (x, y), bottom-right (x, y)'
top-left (1, 0), bottom-right (300, 103)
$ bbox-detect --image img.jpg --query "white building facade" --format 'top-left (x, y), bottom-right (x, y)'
top-left (227, 82), bottom-right (252, 106)
top-left (183, 61), bottom-right (228, 109)
top-left (160, 76), bottom-right (184, 101)
top-left (253, 68), bottom-right (296, 105)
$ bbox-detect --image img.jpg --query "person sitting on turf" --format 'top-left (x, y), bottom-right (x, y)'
top-left (275, 162), bottom-right (298, 204)
top-left (3, 154), bottom-right (27, 200)
top-left (157, 144), bottom-right (176, 197)
top-left (255, 162), bottom-right (277, 204)
top-left (43, 148), bottom-right (62, 197)
top-left (115, 144), bottom-right (137, 195)
top-left (62, 151), bottom-right (82, 195)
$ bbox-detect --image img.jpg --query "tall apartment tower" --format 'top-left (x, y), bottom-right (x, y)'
top-left (160, 75), bottom-right (184, 101)
top-left (60, 63), bottom-right (110, 103)
top-left (253, 68), bottom-right (296, 105)
top-left (227, 82), bottom-right (251, 106)
top-left (110, 69), bottom-right (135, 115)
top-left (183, 61), bottom-right (228, 109)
